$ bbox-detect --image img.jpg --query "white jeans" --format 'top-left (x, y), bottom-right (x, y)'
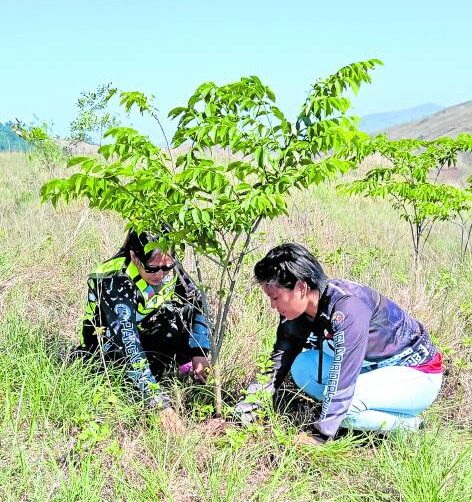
top-left (291, 349), bottom-right (443, 432)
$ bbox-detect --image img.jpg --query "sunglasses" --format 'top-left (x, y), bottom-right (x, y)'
top-left (142, 262), bottom-right (175, 274)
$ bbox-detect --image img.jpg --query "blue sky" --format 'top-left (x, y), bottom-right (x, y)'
top-left (2, 0), bottom-right (471, 141)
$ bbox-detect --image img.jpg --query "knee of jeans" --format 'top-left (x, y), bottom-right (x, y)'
top-left (291, 351), bottom-right (318, 386)
top-left (291, 355), bottom-right (326, 400)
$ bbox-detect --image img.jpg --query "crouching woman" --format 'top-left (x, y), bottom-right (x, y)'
top-left (236, 243), bottom-right (443, 443)
top-left (80, 230), bottom-right (211, 432)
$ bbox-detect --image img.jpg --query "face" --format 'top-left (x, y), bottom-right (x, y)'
top-left (261, 281), bottom-right (309, 320)
top-left (131, 250), bottom-right (175, 286)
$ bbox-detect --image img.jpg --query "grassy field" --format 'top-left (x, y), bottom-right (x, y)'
top-left (0, 152), bottom-right (471, 501)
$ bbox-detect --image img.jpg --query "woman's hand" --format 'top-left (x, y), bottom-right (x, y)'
top-left (191, 356), bottom-right (210, 383)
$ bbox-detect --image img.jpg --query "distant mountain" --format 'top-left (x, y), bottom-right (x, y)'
top-left (384, 100), bottom-right (472, 183)
top-left (384, 100), bottom-right (472, 140)
top-left (359, 103), bottom-right (444, 134)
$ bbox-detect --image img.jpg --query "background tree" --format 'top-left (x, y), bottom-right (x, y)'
top-left (339, 134), bottom-right (472, 268)
top-left (42, 59), bottom-right (382, 414)
top-left (14, 118), bottom-right (67, 172)
top-left (69, 83), bottom-right (120, 146)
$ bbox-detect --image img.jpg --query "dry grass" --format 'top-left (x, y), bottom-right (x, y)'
top-left (0, 152), bottom-right (471, 500)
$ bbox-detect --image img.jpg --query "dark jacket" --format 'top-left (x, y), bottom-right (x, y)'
top-left (82, 253), bottom-right (210, 404)
top-left (265, 279), bottom-right (440, 437)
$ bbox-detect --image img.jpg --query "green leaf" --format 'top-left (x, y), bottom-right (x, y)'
top-left (168, 106), bottom-right (186, 119)
top-left (178, 205), bottom-right (187, 224)
top-left (67, 156), bottom-right (89, 168)
top-left (191, 208), bottom-right (201, 225)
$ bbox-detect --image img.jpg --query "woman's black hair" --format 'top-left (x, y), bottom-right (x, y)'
top-left (118, 225), bottom-right (172, 264)
top-left (254, 243), bottom-right (328, 293)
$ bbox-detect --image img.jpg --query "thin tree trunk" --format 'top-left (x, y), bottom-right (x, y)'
top-left (461, 221), bottom-right (472, 259)
top-left (212, 218), bottom-right (262, 415)
top-left (213, 360), bottom-right (223, 417)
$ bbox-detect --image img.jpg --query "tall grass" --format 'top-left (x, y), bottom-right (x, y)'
top-left (0, 152), bottom-right (470, 500)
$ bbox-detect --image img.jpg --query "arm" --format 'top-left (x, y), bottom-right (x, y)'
top-left (187, 310), bottom-right (210, 383)
top-left (268, 320), bottom-right (306, 390)
top-left (189, 311), bottom-right (211, 357)
top-left (314, 297), bottom-right (371, 438)
top-left (173, 265), bottom-right (211, 381)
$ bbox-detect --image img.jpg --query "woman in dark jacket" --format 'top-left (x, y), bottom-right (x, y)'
top-left (81, 230), bottom-right (210, 431)
top-left (236, 243), bottom-right (443, 443)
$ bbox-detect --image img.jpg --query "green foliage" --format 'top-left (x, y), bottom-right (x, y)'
top-left (76, 420), bottom-right (112, 452)
top-left (221, 426), bottom-right (251, 450)
top-left (378, 430), bottom-right (472, 501)
top-left (43, 59), bottom-right (381, 259)
top-left (70, 82), bottom-right (120, 146)
top-left (339, 134), bottom-right (472, 266)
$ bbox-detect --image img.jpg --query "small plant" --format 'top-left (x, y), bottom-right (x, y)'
top-left (339, 134), bottom-right (472, 268)
top-left (76, 419), bottom-right (112, 452)
top-left (91, 385), bottom-right (119, 408)
top-left (235, 353), bottom-right (276, 425)
top-left (191, 402), bottom-right (215, 422)
top-left (221, 427), bottom-right (250, 451)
